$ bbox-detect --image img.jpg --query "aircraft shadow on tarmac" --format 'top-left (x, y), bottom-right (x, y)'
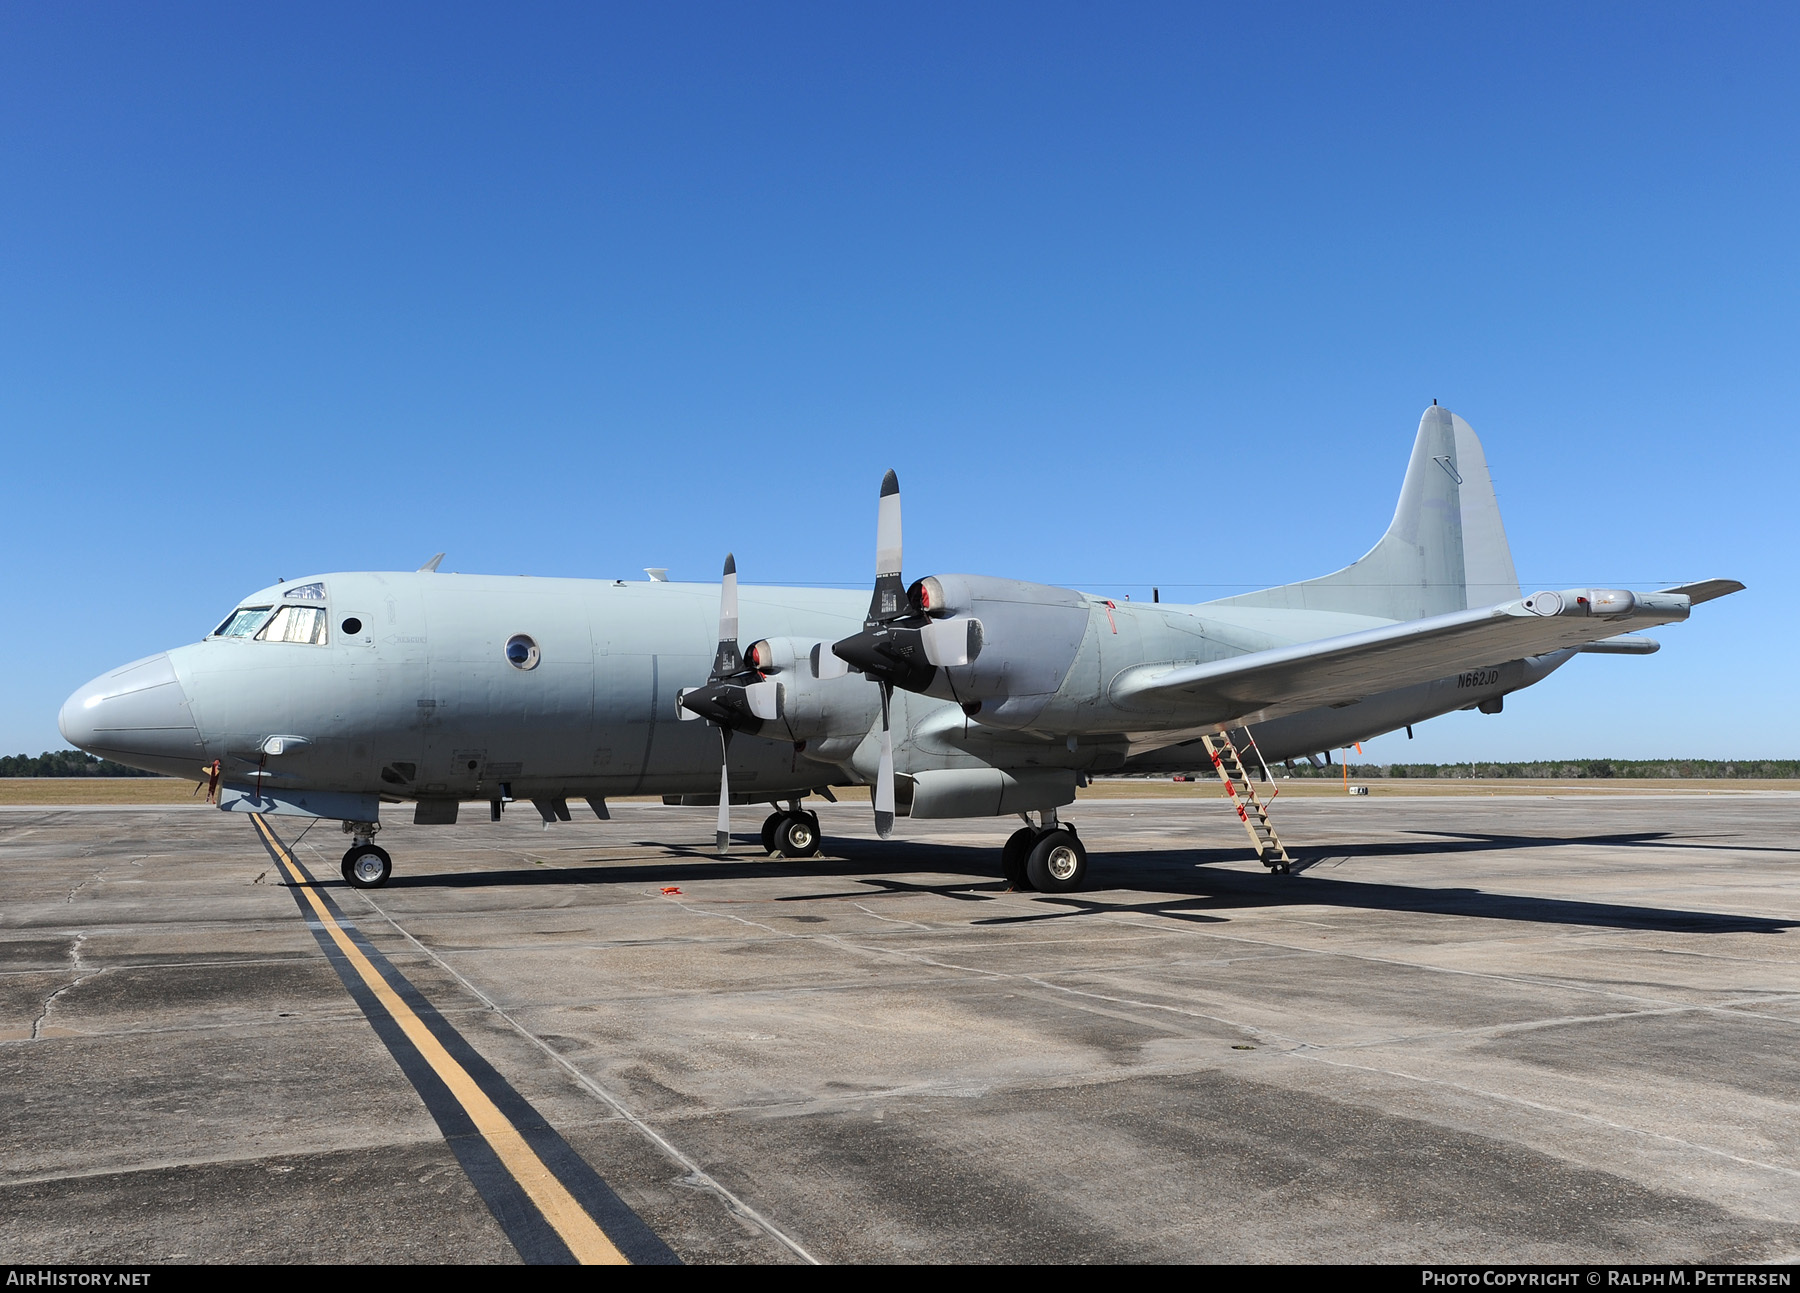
top-left (344, 827), bottom-right (1798, 938)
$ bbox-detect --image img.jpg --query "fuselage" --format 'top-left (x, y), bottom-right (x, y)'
top-left (60, 569), bottom-right (1553, 816)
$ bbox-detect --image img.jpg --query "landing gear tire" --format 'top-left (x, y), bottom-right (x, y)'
top-left (761, 812), bottom-right (785, 857)
top-left (1002, 828), bottom-right (1036, 889)
top-left (1026, 830), bottom-right (1087, 894)
top-left (775, 812), bottom-right (823, 859)
top-left (341, 844), bottom-right (392, 889)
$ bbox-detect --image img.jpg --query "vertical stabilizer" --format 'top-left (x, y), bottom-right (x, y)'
top-left (1211, 406), bottom-right (1520, 621)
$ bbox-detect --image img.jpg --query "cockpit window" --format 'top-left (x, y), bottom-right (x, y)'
top-left (255, 604), bottom-right (329, 644)
top-left (283, 581), bottom-right (327, 601)
top-left (214, 607), bottom-right (274, 638)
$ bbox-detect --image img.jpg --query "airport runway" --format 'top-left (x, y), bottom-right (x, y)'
top-left (2, 792), bottom-right (1799, 1264)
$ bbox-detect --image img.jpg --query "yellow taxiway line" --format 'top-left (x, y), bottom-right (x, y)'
top-left (253, 814), bottom-right (628, 1265)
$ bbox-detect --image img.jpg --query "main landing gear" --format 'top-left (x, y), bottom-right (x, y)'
top-left (1001, 810), bottom-right (1087, 893)
top-left (762, 805), bottom-right (824, 859)
top-left (340, 821), bottom-right (392, 889)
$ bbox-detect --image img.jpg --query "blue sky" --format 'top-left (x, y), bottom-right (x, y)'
top-left (3, 3), bottom-right (1793, 761)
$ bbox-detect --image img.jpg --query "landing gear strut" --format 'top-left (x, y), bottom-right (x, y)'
top-left (1002, 811), bottom-right (1087, 893)
top-left (761, 806), bottom-right (823, 859)
top-left (340, 820), bottom-right (391, 888)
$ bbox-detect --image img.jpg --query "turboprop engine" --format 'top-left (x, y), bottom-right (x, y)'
top-left (824, 468), bottom-right (1133, 835)
top-left (741, 636), bottom-right (880, 743)
top-left (677, 556), bottom-right (879, 850)
top-left (892, 573), bottom-right (1090, 728)
top-left (826, 469), bottom-right (1100, 742)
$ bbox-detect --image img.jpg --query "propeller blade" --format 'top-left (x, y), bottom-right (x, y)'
top-left (716, 729), bottom-right (732, 852)
top-left (712, 553), bottom-right (742, 681)
top-left (873, 682), bottom-right (895, 839)
top-left (919, 616), bottom-right (981, 668)
top-left (831, 469), bottom-right (937, 691)
top-left (870, 469), bottom-right (906, 623)
top-left (744, 677), bottom-right (782, 721)
top-left (810, 642), bottom-right (850, 680)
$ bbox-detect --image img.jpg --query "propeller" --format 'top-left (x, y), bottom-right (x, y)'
top-left (677, 555), bottom-right (780, 852)
top-left (826, 471), bottom-right (985, 839)
top-left (828, 471), bottom-right (927, 840)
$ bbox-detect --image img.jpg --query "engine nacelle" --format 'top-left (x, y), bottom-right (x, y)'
top-left (904, 574), bottom-right (1091, 727)
top-left (1521, 588), bottom-right (1636, 618)
top-left (743, 637), bottom-right (881, 743)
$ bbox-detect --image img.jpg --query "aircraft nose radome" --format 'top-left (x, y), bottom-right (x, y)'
top-left (59, 653), bottom-right (200, 765)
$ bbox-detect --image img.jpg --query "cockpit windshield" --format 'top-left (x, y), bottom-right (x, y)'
top-left (211, 599), bottom-right (329, 644)
top-left (214, 607), bottom-right (273, 638)
top-left (256, 604), bottom-right (329, 644)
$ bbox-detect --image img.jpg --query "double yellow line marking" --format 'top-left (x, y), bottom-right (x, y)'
top-left (254, 815), bottom-right (628, 1265)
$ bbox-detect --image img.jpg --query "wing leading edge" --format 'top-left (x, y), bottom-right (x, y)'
top-left (1110, 585), bottom-right (1740, 729)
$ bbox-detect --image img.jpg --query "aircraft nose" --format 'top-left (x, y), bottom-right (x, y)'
top-left (59, 653), bottom-right (202, 770)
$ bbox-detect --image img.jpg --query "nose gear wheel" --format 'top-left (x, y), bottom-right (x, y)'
top-left (341, 843), bottom-right (392, 889)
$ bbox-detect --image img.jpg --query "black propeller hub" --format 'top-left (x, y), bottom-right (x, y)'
top-left (832, 624), bottom-right (937, 693)
top-left (678, 678), bottom-right (766, 735)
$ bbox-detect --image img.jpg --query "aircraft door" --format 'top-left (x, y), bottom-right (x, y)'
top-left (593, 650), bottom-right (656, 784)
top-left (421, 581), bottom-right (596, 795)
top-left (338, 578), bottom-right (429, 790)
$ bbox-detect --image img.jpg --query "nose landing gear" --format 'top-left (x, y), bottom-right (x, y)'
top-left (340, 821), bottom-right (391, 888)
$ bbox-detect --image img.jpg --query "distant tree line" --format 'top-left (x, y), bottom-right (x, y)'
top-left (1280, 759), bottom-right (1800, 780)
top-left (0, 750), bottom-right (160, 778)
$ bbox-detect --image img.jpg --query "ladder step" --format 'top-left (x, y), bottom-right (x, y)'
top-left (1207, 734), bottom-right (1291, 869)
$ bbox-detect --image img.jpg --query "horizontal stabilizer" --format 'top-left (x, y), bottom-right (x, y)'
top-left (1656, 579), bottom-right (1744, 605)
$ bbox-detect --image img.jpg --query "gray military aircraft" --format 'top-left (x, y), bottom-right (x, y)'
top-left (60, 406), bottom-right (1740, 892)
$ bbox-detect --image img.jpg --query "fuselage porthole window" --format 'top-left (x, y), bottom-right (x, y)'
top-left (506, 635), bottom-right (540, 670)
top-left (255, 604), bottom-right (330, 645)
top-left (213, 607), bottom-right (274, 638)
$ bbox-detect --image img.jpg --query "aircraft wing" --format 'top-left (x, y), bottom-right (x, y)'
top-left (1110, 583), bottom-right (1742, 729)
top-left (1656, 578), bottom-right (1744, 605)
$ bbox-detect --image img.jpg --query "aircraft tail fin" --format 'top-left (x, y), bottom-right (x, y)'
top-left (1210, 405), bottom-right (1520, 621)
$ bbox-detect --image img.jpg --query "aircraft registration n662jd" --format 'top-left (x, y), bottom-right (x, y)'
top-left (61, 406), bottom-right (1741, 893)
